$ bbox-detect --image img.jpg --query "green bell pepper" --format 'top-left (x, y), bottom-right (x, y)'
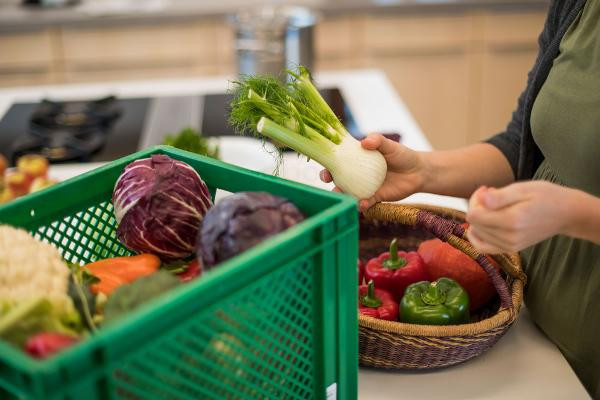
top-left (400, 277), bottom-right (470, 325)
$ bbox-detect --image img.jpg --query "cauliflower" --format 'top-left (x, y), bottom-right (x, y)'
top-left (0, 225), bottom-right (72, 310)
top-left (0, 225), bottom-right (82, 347)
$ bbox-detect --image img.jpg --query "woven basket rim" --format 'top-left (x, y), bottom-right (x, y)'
top-left (358, 202), bottom-right (524, 337)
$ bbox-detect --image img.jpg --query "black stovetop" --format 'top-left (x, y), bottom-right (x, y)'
top-left (0, 98), bottom-right (148, 165)
top-left (0, 88), bottom-right (357, 166)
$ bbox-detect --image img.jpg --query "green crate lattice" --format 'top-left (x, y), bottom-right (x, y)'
top-left (34, 201), bottom-right (132, 265)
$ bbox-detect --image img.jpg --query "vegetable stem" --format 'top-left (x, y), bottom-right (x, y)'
top-left (383, 239), bottom-right (407, 270)
top-left (257, 117), bottom-right (335, 165)
top-left (248, 88), bottom-right (341, 144)
top-left (73, 274), bottom-right (98, 332)
top-left (291, 67), bottom-right (347, 136)
top-left (247, 89), bottom-right (287, 123)
top-left (360, 280), bottom-right (383, 308)
top-left (421, 281), bottom-right (447, 306)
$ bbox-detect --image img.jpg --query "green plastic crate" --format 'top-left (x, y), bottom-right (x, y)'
top-left (0, 146), bottom-right (358, 400)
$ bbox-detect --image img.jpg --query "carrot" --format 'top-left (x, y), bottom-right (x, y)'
top-left (90, 273), bottom-right (126, 296)
top-left (84, 254), bottom-right (161, 296)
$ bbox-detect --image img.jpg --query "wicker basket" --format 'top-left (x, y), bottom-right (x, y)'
top-left (358, 203), bottom-right (526, 370)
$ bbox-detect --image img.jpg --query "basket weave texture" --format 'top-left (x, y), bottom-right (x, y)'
top-left (358, 203), bottom-right (526, 370)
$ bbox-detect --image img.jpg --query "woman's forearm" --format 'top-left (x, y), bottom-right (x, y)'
top-left (418, 143), bottom-right (515, 198)
top-left (563, 188), bottom-right (600, 245)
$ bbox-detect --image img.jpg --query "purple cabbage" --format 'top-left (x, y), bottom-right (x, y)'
top-left (113, 154), bottom-right (212, 260)
top-left (197, 192), bottom-right (304, 269)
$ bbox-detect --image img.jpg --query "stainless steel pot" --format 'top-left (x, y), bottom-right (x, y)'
top-left (231, 6), bottom-right (317, 79)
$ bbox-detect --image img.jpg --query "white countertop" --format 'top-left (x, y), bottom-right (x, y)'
top-left (360, 307), bottom-right (589, 399)
top-left (0, 70), bottom-right (589, 399)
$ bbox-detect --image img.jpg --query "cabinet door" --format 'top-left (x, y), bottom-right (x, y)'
top-left (364, 12), bottom-right (473, 150)
top-left (475, 11), bottom-right (547, 141)
top-left (60, 21), bottom-right (219, 82)
top-left (0, 28), bottom-right (57, 86)
top-left (314, 15), bottom-right (367, 72)
top-left (372, 52), bottom-right (472, 150)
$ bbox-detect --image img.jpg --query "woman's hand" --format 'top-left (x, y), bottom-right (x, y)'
top-left (320, 134), bottom-right (426, 212)
top-left (465, 181), bottom-right (600, 254)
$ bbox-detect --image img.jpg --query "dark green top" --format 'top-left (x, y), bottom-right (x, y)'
top-left (526, 1), bottom-right (600, 397)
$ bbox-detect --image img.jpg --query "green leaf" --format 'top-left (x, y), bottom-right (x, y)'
top-left (162, 127), bottom-right (220, 159)
top-left (103, 271), bottom-right (180, 325)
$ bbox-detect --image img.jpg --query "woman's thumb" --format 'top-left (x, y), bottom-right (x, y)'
top-left (481, 185), bottom-right (523, 210)
top-left (361, 134), bottom-right (398, 156)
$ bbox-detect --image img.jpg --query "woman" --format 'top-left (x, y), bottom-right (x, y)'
top-left (322, 0), bottom-right (600, 396)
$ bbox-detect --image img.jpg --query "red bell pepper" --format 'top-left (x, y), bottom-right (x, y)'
top-left (163, 258), bottom-right (203, 282)
top-left (359, 280), bottom-right (398, 321)
top-left (25, 332), bottom-right (78, 359)
top-left (358, 259), bottom-right (364, 286)
top-left (364, 238), bottom-right (429, 301)
top-left (178, 259), bottom-right (202, 282)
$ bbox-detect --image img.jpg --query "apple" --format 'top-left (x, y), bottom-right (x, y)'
top-left (5, 170), bottom-right (32, 196)
top-left (29, 177), bottom-right (57, 193)
top-left (0, 188), bottom-right (16, 204)
top-left (17, 154), bottom-right (49, 180)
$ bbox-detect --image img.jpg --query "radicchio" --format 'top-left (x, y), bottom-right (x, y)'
top-left (113, 155), bottom-right (212, 260)
top-left (197, 192), bottom-right (304, 269)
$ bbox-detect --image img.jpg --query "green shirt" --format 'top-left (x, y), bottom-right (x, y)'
top-left (527, 1), bottom-right (600, 397)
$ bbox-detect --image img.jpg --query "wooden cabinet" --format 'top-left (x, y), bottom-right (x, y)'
top-left (314, 15), bottom-right (366, 71)
top-left (60, 20), bottom-right (224, 83)
top-left (373, 53), bottom-right (473, 150)
top-left (0, 20), bottom-right (233, 87)
top-left (0, 28), bottom-right (59, 86)
top-left (362, 12), bottom-right (474, 150)
top-left (312, 8), bottom-right (548, 150)
top-left (473, 11), bottom-right (547, 142)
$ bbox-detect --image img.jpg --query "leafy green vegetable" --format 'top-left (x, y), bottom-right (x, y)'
top-left (0, 298), bottom-right (82, 348)
top-left (228, 66), bottom-right (387, 200)
top-left (163, 127), bottom-right (219, 159)
top-left (103, 271), bottom-right (180, 325)
top-left (229, 67), bottom-right (343, 145)
top-left (68, 276), bottom-right (97, 331)
top-left (67, 263), bottom-right (98, 332)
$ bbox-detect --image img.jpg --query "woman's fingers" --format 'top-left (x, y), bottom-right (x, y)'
top-left (358, 191), bottom-right (384, 212)
top-left (359, 199), bottom-right (374, 213)
top-left (467, 185), bottom-right (528, 230)
top-left (467, 204), bottom-right (526, 232)
top-left (319, 169), bottom-right (333, 183)
top-left (466, 227), bottom-right (505, 254)
top-left (479, 184), bottom-right (528, 210)
top-left (467, 225), bottom-right (515, 253)
top-left (360, 134), bottom-right (383, 150)
top-left (361, 134), bottom-right (399, 157)
top-left (470, 186), bottom-right (488, 208)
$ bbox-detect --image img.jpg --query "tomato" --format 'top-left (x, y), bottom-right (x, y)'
top-left (418, 238), bottom-right (500, 311)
